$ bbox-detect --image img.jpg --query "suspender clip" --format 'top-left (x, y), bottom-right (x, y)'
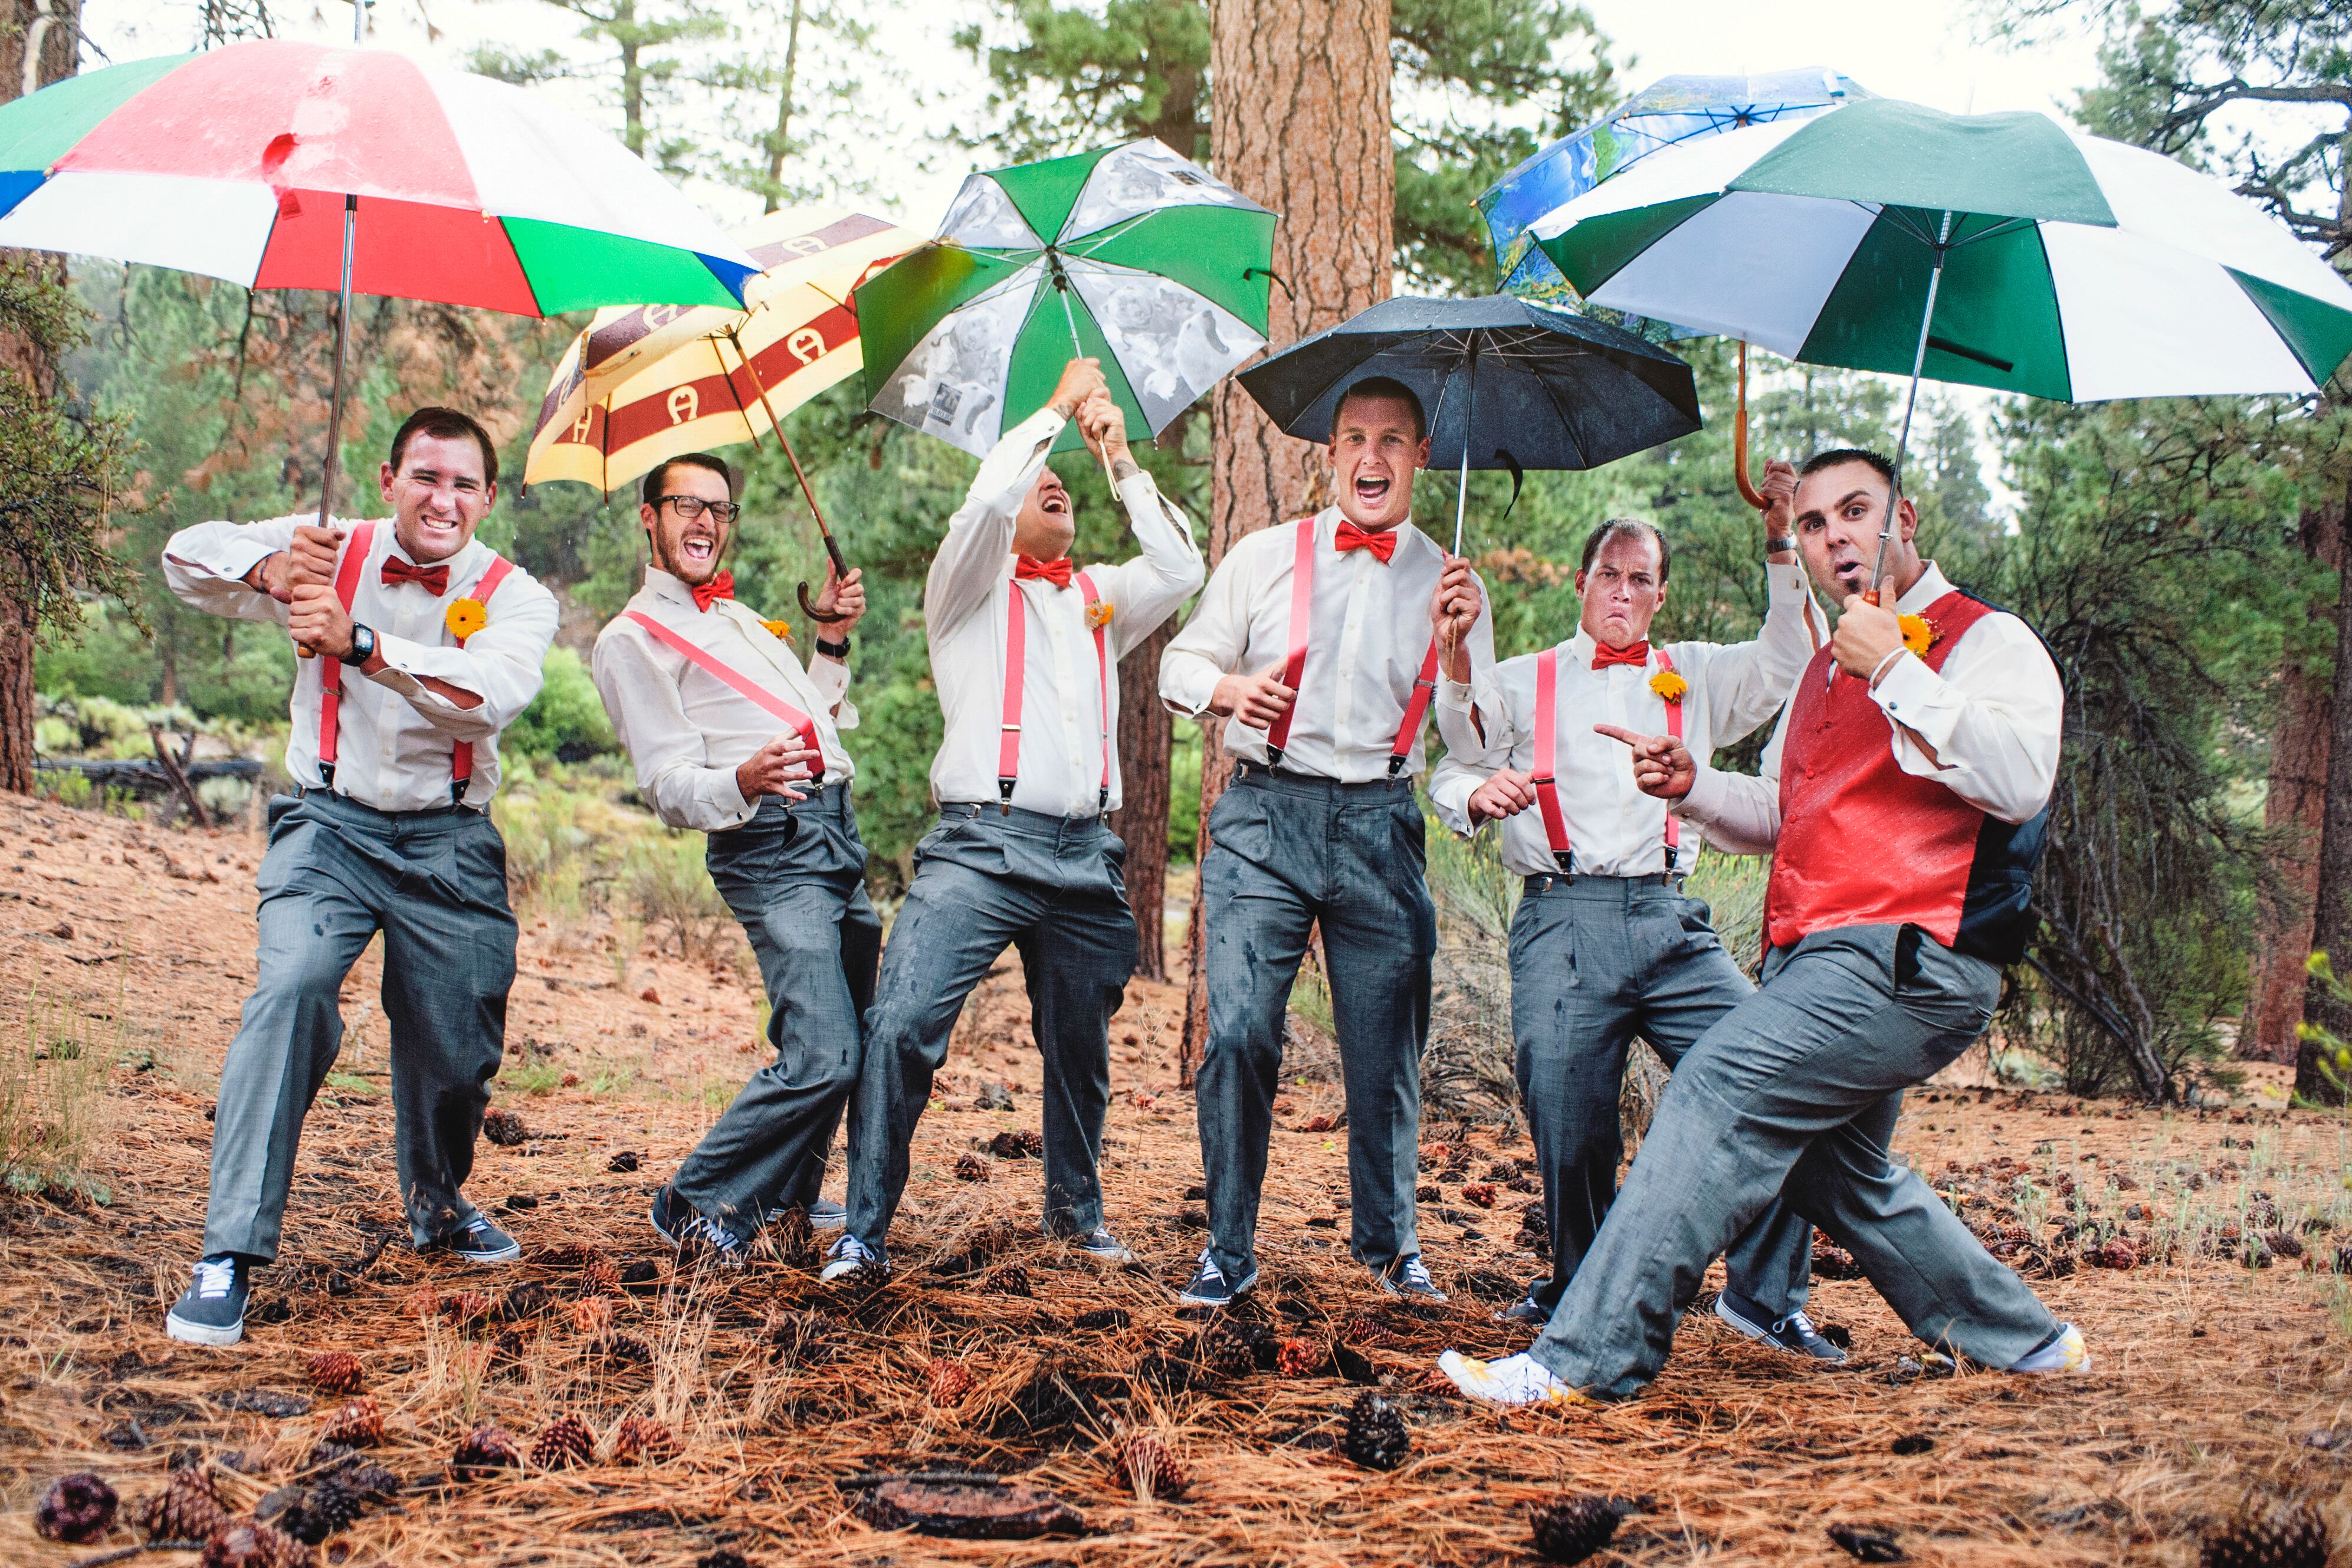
top-left (319, 763), bottom-right (336, 789)
top-left (998, 777), bottom-right (1015, 815)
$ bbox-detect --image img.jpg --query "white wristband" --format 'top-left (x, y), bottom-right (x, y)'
top-left (1868, 647), bottom-right (1907, 688)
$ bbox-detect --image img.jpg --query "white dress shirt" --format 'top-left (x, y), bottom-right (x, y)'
top-left (1676, 561), bottom-right (2064, 854)
top-left (924, 406), bottom-right (1205, 817)
top-left (1428, 563), bottom-right (1818, 877)
top-left (162, 514), bottom-right (556, 813)
top-left (591, 568), bottom-right (858, 834)
top-left (1159, 507), bottom-right (1494, 780)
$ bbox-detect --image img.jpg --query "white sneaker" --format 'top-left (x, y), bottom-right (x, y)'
top-left (1375, 1255), bottom-right (1448, 1303)
top-left (820, 1233), bottom-right (887, 1282)
top-left (2009, 1323), bottom-right (2091, 1374)
top-left (1436, 1349), bottom-right (1589, 1408)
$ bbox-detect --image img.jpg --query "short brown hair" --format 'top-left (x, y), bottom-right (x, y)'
top-left (642, 452), bottom-right (736, 508)
top-left (1332, 375), bottom-right (1426, 443)
top-left (389, 406), bottom-right (498, 487)
top-left (1579, 517), bottom-right (1670, 583)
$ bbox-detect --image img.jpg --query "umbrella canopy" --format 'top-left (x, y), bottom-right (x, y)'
top-left (0, 41), bottom-right (757, 314)
top-left (1236, 293), bottom-right (1700, 471)
top-left (855, 137), bottom-right (1274, 457)
top-left (1530, 97), bottom-right (2352, 401)
top-left (1481, 67), bottom-right (1869, 307)
top-left (527, 207), bottom-right (919, 493)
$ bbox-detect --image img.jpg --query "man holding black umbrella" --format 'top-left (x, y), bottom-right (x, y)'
top-left (1160, 376), bottom-right (1494, 1307)
top-left (1427, 467), bottom-right (1833, 1357)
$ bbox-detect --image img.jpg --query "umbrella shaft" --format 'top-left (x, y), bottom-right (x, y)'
top-left (1866, 210), bottom-right (1953, 601)
top-left (297, 193), bottom-right (359, 661)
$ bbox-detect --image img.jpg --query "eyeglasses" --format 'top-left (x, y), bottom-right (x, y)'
top-left (655, 495), bottom-right (741, 524)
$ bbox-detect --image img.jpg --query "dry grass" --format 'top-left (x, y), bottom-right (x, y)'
top-left (4, 788), bottom-right (2352, 1567)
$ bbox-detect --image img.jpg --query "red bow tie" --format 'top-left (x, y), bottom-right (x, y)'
top-left (1014, 555), bottom-right (1073, 588)
top-left (1592, 639), bottom-right (1651, 670)
top-left (1333, 520), bottom-right (1399, 563)
top-left (380, 557), bottom-right (450, 595)
top-left (690, 571), bottom-right (736, 613)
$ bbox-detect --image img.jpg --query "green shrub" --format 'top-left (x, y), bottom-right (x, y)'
top-left (504, 647), bottom-right (616, 760)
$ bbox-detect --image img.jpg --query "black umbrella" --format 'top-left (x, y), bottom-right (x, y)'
top-left (1236, 293), bottom-right (1702, 551)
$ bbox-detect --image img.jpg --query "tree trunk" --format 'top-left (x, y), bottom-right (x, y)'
top-left (2247, 494), bottom-right (2343, 1061)
top-left (1109, 618), bottom-right (1176, 980)
top-left (0, 0), bottom-right (77, 795)
top-left (762, 0), bottom-right (804, 213)
top-left (2297, 466), bottom-right (2352, 1105)
top-left (1182, 0), bottom-right (1394, 1082)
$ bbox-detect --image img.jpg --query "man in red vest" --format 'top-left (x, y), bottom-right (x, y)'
top-left (1437, 447), bottom-right (2087, 1404)
top-left (591, 451), bottom-right (868, 1263)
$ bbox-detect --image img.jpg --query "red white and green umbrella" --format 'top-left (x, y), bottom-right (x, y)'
top-left (856, 138), bottom-right (1275, 458)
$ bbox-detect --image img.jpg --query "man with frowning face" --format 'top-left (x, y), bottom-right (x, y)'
top-left (158, 407), bottom-right (559, 1346)
top-left (827, 356), bottom-right (1204, 1285)
top-left (591, 451), bottom-right (871, 1262)
top-left (1436, 448), bottom-right (2087, 1407)
top-left (1159, 376), bottom-right (1494, 1308)
top-left (1428, 481), bottom-right (1833, 1356)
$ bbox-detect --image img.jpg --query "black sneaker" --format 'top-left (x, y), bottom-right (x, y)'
top-left (1497, 1293), bottom-right (1550, 1326)
top-left (1176, 1248), bottom-right (1257, 1307)
top-left (1373, 1254), bottom-right (1448, 1303)
top-left (649, 1185), bottom-right (745, 1268)
top-left (166, 1255), bottom-right (250, 1346)
top-left (1714, 1290), bottom-right (1846, 1362)
top-left (428, 1217), bottom-right (521, 1265)
top-left (1071, 1226), bottom-right (1135, 1264)
top-left (808, 1199), bottom-right (848, 1232)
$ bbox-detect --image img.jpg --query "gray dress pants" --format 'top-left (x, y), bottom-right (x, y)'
top-left (1195, 765), bottom-right (1435, 1284)
top-left (677, 785), bottom-right (881, 1245)
top-left (205, 792), bottom-right (517, 1260)
top-left (845, 804), bottom-right (1138, 1250)
top-left (1510, 874), bottom-right (1812, 1318)
top-left (1528, 922), bottom-right (2060, 1398)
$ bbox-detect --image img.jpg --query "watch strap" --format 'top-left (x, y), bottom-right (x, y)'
top-left (815, 635), bottom-right (851, 659)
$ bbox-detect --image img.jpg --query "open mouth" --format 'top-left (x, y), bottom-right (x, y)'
top-left (1831, 557), bottom-right (1868, 593)
top-left (1353, 471), bottom-right (1392, 507)
top-left (1040, 489), bottom-right (1070, 517)
top-left (680, 533), bottom-right (717, 565)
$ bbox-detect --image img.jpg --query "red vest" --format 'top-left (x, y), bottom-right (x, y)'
top-left (1764, 590), bottom-right (2031, 955)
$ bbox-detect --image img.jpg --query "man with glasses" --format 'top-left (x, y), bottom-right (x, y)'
top-left (592, 452), bottom-right (869, 1264)
top-left (158, 406), bottom-right (559, 1345)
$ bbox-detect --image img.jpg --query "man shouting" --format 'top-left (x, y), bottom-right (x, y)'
top-left (592, 452), bottom-right (870, 1262)
top-left (1160, 376), bottom-right (1492, 1307)
top-left (159, 407), bottom-right (557, 1346)
top-left (830, 357), bottom-right (1203, 1282)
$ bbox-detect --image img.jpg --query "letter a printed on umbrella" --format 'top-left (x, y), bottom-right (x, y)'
top-left (855, 138), bottom-right (1276, 457)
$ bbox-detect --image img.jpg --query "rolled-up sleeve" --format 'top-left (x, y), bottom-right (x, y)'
top-left (592, 624), bottom-right (756, 832)
top-left (1100, 469), bottom-right (1205, 654)
top-left (161, 515), bottom-right (303, 624)
top-left (369, 578), bottom-right (557, 744)
top-left (1432, 568), bottom-right (1496, 759)
top-left (1160, 544), bottom-right (1254, 717)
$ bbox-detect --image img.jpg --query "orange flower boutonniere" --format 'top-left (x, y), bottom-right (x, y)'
top-left (760, 618), bottom-right (792, 642)
top-left (445, 598), bottom-right (488, 640)
top-left (1086, 599), bottom-right (1115, 631)
top-left (1898, 614), bottom-right (1939, 657)
top-left (1648, 669), bottom-right (1688, 703)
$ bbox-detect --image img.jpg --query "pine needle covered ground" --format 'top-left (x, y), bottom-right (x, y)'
top-left (3, 787), bottom-right (2350, 1567)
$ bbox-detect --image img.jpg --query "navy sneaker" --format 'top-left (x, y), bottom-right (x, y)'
top-left (808, 1199), bottom-right (848, 1232)
top-left (820, 1233), bottom-right (888, 1282)
top-left (649, 1185), bottom-right (746, 1268)
top-left (1715, 1290), bottom-right (1846, 1362)
top-left (1176, 1248), bottom-right (1257, 1307)
top-left (1373, 1254), bottom-right (1448, 1303)
top-left (428, 1216), bottom-right (521, 1265)
top-left (1497, 1293), bottom-right (1550, 1326)
top-left (1071, 1226), bottom-right (1135, 1264)
top-left (166, 1255), bottom-right (250, 1346)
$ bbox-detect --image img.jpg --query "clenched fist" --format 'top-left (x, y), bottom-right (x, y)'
top-left (736, 736), bottom-right (821, 803)
top-left (1467, 767), bottom-right (1537, 824)
top-left (1212, 661), bottom-right (1298, 731)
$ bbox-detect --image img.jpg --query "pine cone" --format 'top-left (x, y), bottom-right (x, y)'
top-left (137, 1469), bottom-right (231, 1544)
top-left (1118, 1431), bottom-right (1189, 1500)
top-left (608, 1415), bottom-right (677, 1465)
top-left (697, 1552), bottom-right (755, 1568)
top-left (1530, 1495), bottom-right (1622, 1563)
top-left (983, 1263), bottom-right (1033, 1297)
top-left (442, 1290), bottom-right (494, 1327)
top-left (334, 1461), bottom-right (401, 1500)
top-left (36, 1471), bottom-right (119, 1543)
top-left (1275, 1337), bottom-right (1325, 1377)
top-left (450, 1423), bottom-right (523, 1480)
top-left (307, 1350), bottom-right (363, 1395)
top-left (953, 1152), bottom-right (991, 1183)
top-left (1339, 1313), bottom-right (1401, 1350)
top-left (927, 1356), bottom-right (974, 1408)
top-left (200, 1520), bottom-right (306, 1568)
top-left (2093, 1236), bottom-right (2138, 1271)
top-left (1461, 1182), bottom-right (1498, 1208)
top-left (1343, 1390), bottom-right (1412, 1471)
top-left (402, 1285), bottom-right (441, 1320)
top-left (2200, 1498), bottom-right (2330, 1568)
top-left (482, 1107), bottom-right (529, 1146)
top-left (317, 1398), bottom-right (384, 1447)
top-left (534, 1241), bottom-right (598, 1268)
top-left (581, 1254), bottom-right (623, 1295)
top-left (275, 1476), bottom-right (363, 1544)
top-left (592, 1333), bottom-right (654, 1366)
top-left (532, 1413), bottom-right (596, 1470)
top-left (571, 1295), bottom-right (616, 1336)
top-left (2266, 1229), bottom-right (2306, 1261)
top-left (1484, 1161), bottom-right (1518, 1182)
top-left (498, 1281), bottom-right (552, 1321)
top-left (1195, 1321), bottom-right (1257, 1382)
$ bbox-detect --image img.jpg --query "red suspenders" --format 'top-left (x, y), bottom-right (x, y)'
top-left (1261, 515), bottom-right (1440, 777)
top-left (624, 610), bottom-right (823, 764)
top-left (1530, 643), bottom-right (1685, 877)
top-left (997, 569), bottom-right (1112, 814)
top-left (314, 523), bottom-right (514, 805)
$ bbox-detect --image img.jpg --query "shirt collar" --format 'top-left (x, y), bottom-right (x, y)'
top-left (1897, 560), bottom-right (1954, 616)
top-left (388, 533), bottom-right (481, 578)
top-left (1319, 506), bottom-right (1426, 552)
top-left (643, 566), bottom-right (699, 608)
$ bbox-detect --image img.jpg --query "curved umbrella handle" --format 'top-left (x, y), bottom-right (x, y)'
top-left (1733, 339), bottom-right (1768, 512)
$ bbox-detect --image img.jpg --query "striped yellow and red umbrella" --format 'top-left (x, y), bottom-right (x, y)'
top-left (525, 207), bottom-right (917, 494)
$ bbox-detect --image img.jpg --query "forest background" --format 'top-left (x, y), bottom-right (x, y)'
top-left (11, 0), bottom-right (2352, 1111)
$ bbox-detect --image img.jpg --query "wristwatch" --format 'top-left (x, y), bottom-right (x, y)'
top-left (1766, 536), bottom-right (1796, 556)
top-left (339, 622), bottom-right (376, 667)
top-left (815, 634), bottom-right (852, 660)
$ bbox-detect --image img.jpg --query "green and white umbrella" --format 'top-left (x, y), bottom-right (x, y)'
top-left (856, 138), bottom-right (1275, 457)
top-left (1531, 97), bottom-right (2352, 404)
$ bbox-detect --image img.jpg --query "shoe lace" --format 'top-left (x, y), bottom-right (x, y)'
top-left (1773, 1309), bottom-right (1819, 1340)
top-left (1401, 1257), bottom-right (1436, 1290)
top-left (1193, 1248), bottom-right (1223, 1285)
top-left (829, 1234), bottom-right (871, 1264)
top-left (192, 1257), bottom-right (237, 1300)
